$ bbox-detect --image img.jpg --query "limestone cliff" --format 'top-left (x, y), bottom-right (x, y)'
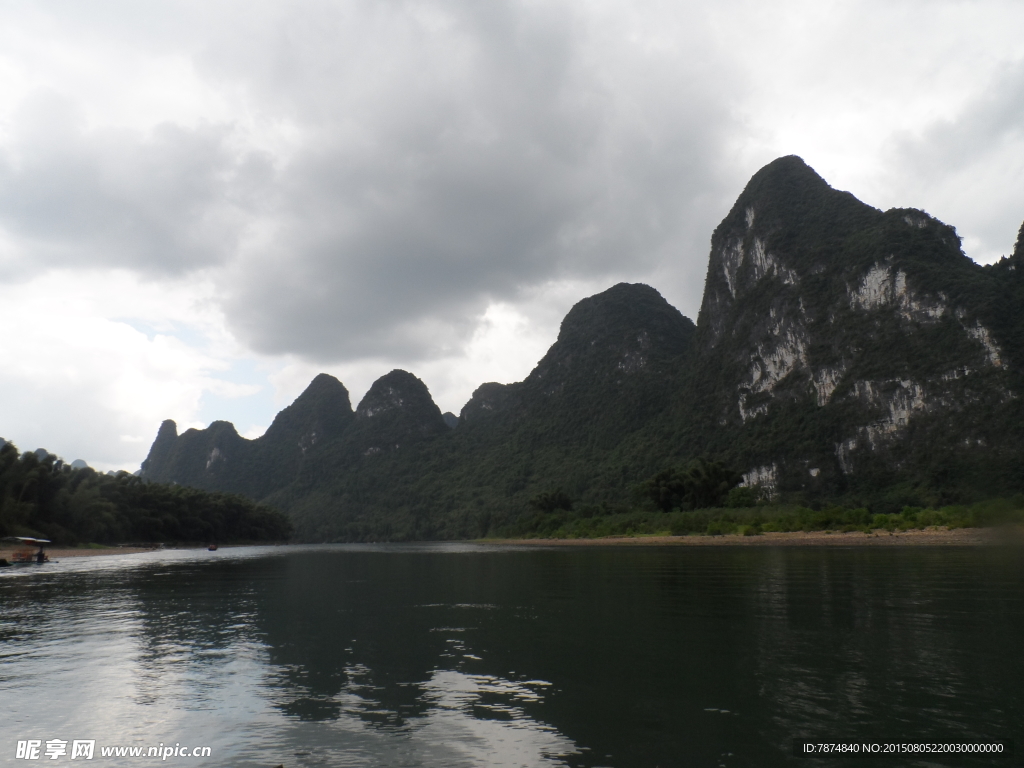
top-left (692, 156), bottom-right (1018, 497)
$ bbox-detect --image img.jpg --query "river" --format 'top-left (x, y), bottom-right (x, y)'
top-left (1, 543), bottom-right (1020, 766)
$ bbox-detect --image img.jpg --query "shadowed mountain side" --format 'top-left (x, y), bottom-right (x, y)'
top-left (984, 219), bottom-right (1024, 370)
top-left (141, 419), bottom-right (253, 495)
top-left (266, 283), bottom-right (698, 540)
top-left (461, 283), bottom-right (694, 431)
top-left (141, 373), bottom-right (356, 498)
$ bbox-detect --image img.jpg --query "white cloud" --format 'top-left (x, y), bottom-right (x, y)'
top-left (0, 269), bottom-right (259, 470)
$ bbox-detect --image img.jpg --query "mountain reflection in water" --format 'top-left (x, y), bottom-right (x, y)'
top-left (1, 543), bottom-right (1021, 767)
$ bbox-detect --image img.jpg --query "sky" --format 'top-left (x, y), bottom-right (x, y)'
top-left (0, 0), bottom-right (1022, 471)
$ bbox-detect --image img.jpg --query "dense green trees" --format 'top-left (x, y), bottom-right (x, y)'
top-left (0, 442), bottom-right (291, 545)
top-left (529, 490), bottom-right (574, 513)
top-left (495, 497), bottom-right (1024, 539)
top-left (638, 458), bottom-right (742, 512)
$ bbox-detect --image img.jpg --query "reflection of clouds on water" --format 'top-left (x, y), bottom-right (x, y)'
top-left (256, 589), bottom-right (579, 766)
top-left (412, 670), bottom-right (577, 767)
top-left (1, 550), bottom-right (591, 767)
top-left (5, 545), bottom-right (1022, 768)
top-left (256, 669), bottom-right (577, 768)
top-left (0, 569), bottom-right (282, 766)
top-left (262, 628), bottom-right (578, 767)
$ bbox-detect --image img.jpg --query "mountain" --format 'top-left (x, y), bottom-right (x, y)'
top-left (141, 157), bottom-right (1024, 537)
top-left (350, 369), bottom-right (450, 450)
top-left (680, 155), bottom-right (1022, 505)
top-left (141, 283), bottom-right (696, 539)
top-left (460, 281), bottom-right (694, 434)
top-left (267, 282), bottom-right (696, 540)
top-left (141, 372), bottom-right (355, 498)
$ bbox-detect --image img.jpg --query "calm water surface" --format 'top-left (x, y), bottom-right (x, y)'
top-left (1, 543), bottom-right (1021, 767)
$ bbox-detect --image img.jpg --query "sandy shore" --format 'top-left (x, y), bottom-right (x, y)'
top-left (0, 546), bottom-right (166, 561)
top-left (485, 527), bottom-right (1021, 547)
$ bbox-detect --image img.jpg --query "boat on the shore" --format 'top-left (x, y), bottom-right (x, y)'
top-left (1, 537), bottom-right (51, 564)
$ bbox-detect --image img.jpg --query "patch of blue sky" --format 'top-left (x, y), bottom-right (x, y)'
top-left (113, 317), bottom-right (210, 350)
top-left (197, 359), bottom-right (277, 440)
top-left (114, 317), bottom-right (280, 438)
top-left (113, 317), bottom-right (160, 340)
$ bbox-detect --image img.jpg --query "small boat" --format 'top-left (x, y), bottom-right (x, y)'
top-left (208, 544), bottom-right (218, 551)
top-left (2, 536), bottom-right (51, 564)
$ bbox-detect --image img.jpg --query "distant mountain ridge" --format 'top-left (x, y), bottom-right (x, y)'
top-left (141, 157), bottom-right (1024, 540)
top-left (141, 373), bottom-right (356, 498)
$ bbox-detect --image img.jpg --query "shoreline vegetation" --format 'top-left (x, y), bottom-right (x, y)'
top-left (485, 527), bottom-right (1020, 547)
top-left (5, 436), bottom-right (1024, 550)
top-left (489, 497), bottom-right (1024, 542)
top-left (0, 440), bottom-right (293, 546)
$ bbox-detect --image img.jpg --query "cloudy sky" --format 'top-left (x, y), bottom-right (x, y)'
top-left (1, 0), bottom-right (1022, 470)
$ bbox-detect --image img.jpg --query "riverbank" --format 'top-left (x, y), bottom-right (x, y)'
top-left (485, 526), bottom-right (1023, 547)
top-left (0, 545), bottom-right (167, 560)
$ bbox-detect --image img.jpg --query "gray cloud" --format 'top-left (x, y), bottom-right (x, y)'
top-left (0, 0), bottom-right (740, 359)
top-left (0, 90), bottom-right (260, 276)
top-left (204, 0), bottom-right (739, 359)
top-left (29, 1), bottom-right (1024, 367)
top-left (885, 59), bottom-right (1024, 262)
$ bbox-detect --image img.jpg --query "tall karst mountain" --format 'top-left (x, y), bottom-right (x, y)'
top-left (687, 155), bottom-right (1021, 499)
top-left (142, 156), bottom-right (1024, 539)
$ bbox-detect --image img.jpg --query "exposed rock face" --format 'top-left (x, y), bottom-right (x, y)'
top-left (694, 155), bottom-right (1017, 492)
top-left (141, 420), bottom-right (250, 493)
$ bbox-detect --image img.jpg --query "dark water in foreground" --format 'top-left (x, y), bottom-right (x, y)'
top-left (1, 544), bottom-right (1021, 767)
